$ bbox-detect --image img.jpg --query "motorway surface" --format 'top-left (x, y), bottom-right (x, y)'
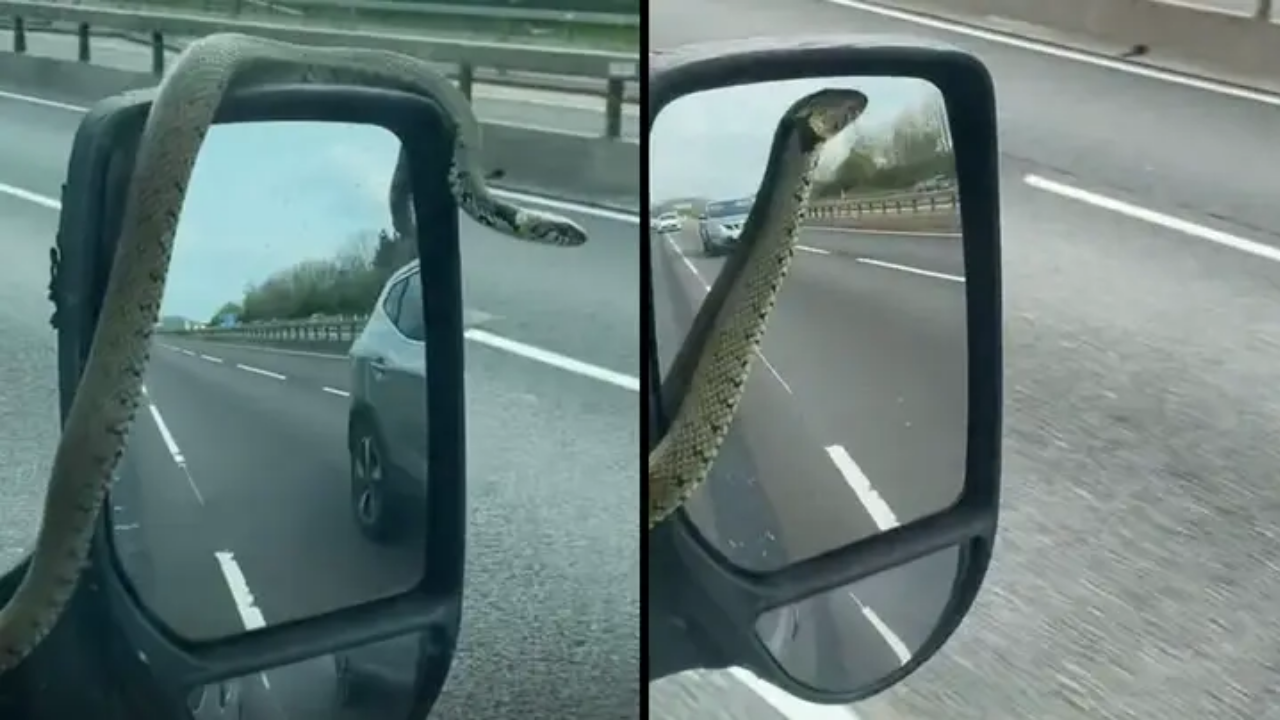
top-left (0, 85), bottom-right (639, 719)
top-left (651, 218), bottom-right (967, 694)
top-left (0, 28), bottom-right (641, 141)
top-left (1158, 0), bottom-right (1275, 18)
top-left (653, 221), bottom-right (967, 570)
top-left (651, 1), bottom-right (1280, 720)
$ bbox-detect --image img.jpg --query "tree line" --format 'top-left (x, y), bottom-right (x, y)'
top-left (209, 228), bottom-right (416, 326)
top-left (812, 96), bottom-right (956, 200)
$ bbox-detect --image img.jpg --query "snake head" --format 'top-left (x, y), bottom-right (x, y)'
top-left (789, 88), bottom-right (870, 152)
top-left (514, 208), bottom-right (589, 247)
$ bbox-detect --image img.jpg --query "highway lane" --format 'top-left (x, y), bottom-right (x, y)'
top-left (651, 1), bottom-right (1280, 720)
top-left (0, 87), bottom-right (638, 718)
top-left (798, 225), bottom-right (966, 280)
top-left (654, 221), bottom-right (967, 566)
top-left (650, 219), bottom-right (966, 696)
top-left (0, 191), bottom-right (63, 574)
top-left (114, 337), bottom-right (423, 639)
top-left (0, 28), bottom-right (642, 140)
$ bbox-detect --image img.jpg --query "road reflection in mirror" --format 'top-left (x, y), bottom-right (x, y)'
top-left (110, 120), bottom-right (427, 641)
top-left (184, 632), bottom-right (424, 719)
top-left (650, 76), bottom-right (967, 571)
top-left (754, 545), bottom-right (961, 694)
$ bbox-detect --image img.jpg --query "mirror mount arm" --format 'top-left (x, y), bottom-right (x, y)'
top-left (647, 520), bottom-right (731, 683)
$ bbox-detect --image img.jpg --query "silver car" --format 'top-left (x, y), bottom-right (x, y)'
top-left (347, 259), bottom-right (427, 545)
top-left (699, 196), bottom-right (755, 257)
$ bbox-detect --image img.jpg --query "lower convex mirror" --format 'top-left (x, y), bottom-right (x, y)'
top-left (184, 631), bottom-right (430, 719)
top-left (754, 545), bottom-right (960, 693)
top-left (111, 120), bottom-right (430, 640)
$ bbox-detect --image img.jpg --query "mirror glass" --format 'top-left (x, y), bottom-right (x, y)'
top-left (183, 631), bottom-right (427, 719)
top-left (753, 544), bottom-right (961, 693)
top-left (650, 77), bottom-right (966, 572)
top-left (112, 121), bottom-right (428, 640)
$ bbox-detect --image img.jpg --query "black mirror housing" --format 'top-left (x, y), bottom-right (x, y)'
top-left (48, 82), bottom-right (467, 712)
top-left (646, 36), bottom-right (1004, 705)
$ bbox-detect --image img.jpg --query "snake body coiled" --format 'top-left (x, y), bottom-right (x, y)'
top-left (647, 88), bottom-right (869, 529)
top-left (0, 33), bottom-right (593, 672)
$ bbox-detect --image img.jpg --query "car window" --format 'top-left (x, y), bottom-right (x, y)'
top-left (382, 276), bottom-right (408, 324)
top-left (709, 197), bottom-right (754, 216)
top-left (394, 271), bottom-right (425, 342)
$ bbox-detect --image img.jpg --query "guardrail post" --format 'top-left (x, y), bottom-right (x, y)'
top-left (12, 16), bottom-right (24, 54)
top-left (457, 63), bottom-right (474, 100)
top-left (150, 31), bottom-right (164, 76)
top-left (604, 60), bottom-right (634, 140)
top-left (604, 77), bottom-right (623, 139)
top-left (77, 22), bottom-right (90, 63)
top-left (1256, 0), bottom-right (1273, 20)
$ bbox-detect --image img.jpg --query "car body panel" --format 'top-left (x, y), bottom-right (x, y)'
top-left (348, 260), bottom-right (428, 495)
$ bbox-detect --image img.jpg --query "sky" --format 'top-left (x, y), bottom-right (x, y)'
top-left (649, 76), bottom-right (944, 205)
top-left (159, 121), bottom-right (401, 321)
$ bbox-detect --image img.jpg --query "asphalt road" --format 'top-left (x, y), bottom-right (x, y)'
top-left (652, 1), bottom-right (1280, 720)
top-left (651, 218), bottom-right (967, 693)
top-left (1153, 0), bottom-right (1274, 19)
top-left (0, 28), bottom-right (641, 141)
top-left (653, 221), bottom-right (967, 569)
top-left (0, 86), bottom-right (639, 719)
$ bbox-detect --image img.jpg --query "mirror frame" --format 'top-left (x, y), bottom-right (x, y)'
top-left (646, 37), bottom-right (1004, 704)
top-left (45, 83), bottom-right (465, 714)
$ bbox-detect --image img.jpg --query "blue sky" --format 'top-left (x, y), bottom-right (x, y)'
top-left (650, 76), bottom-right (944, 205)
top-left (160, 121), bottom-right (401, 320)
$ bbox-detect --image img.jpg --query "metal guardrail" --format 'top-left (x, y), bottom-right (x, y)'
top-left (0, 0), bottom-right (639, 137)
top-left (77, 0), bottom-right (638, 28)
top-left (807, 188), bottom-right (958, 221)
top-left (214, 0), bottom-right (640, 26)
top-left (162, 316), bottom-right (369, 347)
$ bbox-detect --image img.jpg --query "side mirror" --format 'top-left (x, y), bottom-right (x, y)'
top-left (49, 72), bottom-right (467, 715)
top-left (646, 37), bottom-right (1003, 705)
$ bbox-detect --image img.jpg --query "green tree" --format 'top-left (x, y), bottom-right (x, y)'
top-left (230, 228), bottom-right (415, 324)
top-left (209, 301), bottom-right (242, 326)
top-left (813, 96), bottom-right (956, 198)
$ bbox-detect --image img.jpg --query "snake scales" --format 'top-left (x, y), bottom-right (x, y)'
top-left (0, 32), bottom-right (593, 672)
top-left (647, 87), bottom-right (869, 530)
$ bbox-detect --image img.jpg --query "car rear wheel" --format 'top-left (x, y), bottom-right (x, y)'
top-left (349, 419), bottom-right (400, 544)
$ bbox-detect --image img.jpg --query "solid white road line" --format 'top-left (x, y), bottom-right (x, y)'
top-left (821, 0), bottom-right (1280, 108)
top-left (1025, 173), bottom-right (1280, 262)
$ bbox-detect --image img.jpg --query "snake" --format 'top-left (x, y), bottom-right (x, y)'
top-left (648, 87), bottom-right (869, 530)
top-left (0, 32), bottom-right (596, 673)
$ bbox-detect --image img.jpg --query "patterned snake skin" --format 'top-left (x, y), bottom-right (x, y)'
top-left (0, 32), bottom-right (593, 672)
top-left (647, 88), bottom-right (869, 530)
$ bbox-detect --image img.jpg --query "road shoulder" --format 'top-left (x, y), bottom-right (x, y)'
top-left (839, 0), bottom-right (1280, 96)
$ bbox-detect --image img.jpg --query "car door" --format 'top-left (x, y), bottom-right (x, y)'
top-left (355, 274), bottom-right (406, 426)
top-left (385, 270), bottom-right (429, 485)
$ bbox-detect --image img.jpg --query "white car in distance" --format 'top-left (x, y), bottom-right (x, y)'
top-left (653, 212), bottom-right (683, 234)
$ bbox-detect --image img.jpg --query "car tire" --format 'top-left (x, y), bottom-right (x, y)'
top-left (348, 415), bottom-right (401, 545)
